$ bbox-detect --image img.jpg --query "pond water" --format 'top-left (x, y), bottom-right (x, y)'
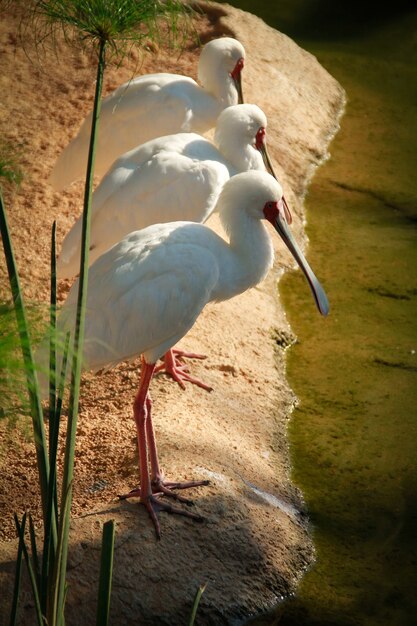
top-left (222, 1), bottom-right (417, 624)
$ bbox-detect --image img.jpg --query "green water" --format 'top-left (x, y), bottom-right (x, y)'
top-left (225, 2), bottom-right (417, 624)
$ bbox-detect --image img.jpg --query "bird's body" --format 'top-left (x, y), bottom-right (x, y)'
top-left (59, 214), bottom-right (273, 372)
top-left (49, 37), bottom-right (245, 190)
top-left (50, 171), bottom-right (329, 538)
top-left (57, 104), bottom-right (273, 279)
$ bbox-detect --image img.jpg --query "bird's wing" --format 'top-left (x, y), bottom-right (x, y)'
top-left (100, 75), bottom-right (203, 135)
top-left (59, 223), bottom-right (221, 371)
top-left (48, 74), bottom-right (204, 189)
top-left (95, 77), bottom-right (204, 165)
top-left (91, 137), bottom-right (229, 231)
top-left (56, 135), bottom-right (229, 278)
top-left (90, 133), bottom-right (215, 213)
top-left (56, 138), bottom-right (169, 277)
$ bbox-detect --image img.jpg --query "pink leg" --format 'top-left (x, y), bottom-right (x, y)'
top-left (119, 356), bottom-right (206, 539)
top-left (154, 348), bottom-right (213, 392)
top-left (145, 396), bottom-right (209, 504)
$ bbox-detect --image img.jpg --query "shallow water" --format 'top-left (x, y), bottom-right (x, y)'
top-left (224, 2), bottom-right (417, 624)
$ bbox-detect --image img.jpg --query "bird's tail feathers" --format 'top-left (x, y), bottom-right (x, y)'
top-left (48, 144), bottom-right (86, 191)
top-left (48, 113), bottom-right (94, 190)
top-left (56, 217), bottom-right (84, 280)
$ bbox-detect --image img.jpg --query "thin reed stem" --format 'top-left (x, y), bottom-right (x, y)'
top-left (56, 36), bottom-right (106, 619)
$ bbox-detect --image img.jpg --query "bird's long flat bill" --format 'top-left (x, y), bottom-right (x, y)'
top-left (268, 205), bottom-right (329, 316)
top-left (231, 58), bottom-right (244, 104)
top-left (257, 141), bottom-right (292, 224)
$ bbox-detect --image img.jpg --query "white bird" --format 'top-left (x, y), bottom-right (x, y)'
top-left (56, 103), bottom-right (291, 389)
top-left (52, 170), bottom-right (329, 538)
top-left (57, 104), bottom-right (290, 278)
top-left (49, 37), bottom-right (245, 190)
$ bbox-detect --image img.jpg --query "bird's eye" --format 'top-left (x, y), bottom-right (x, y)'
top-left (263, 200), bottom-right (278, 222)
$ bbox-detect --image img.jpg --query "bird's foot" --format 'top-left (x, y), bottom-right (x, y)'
top-left (151, 476), bottom-right (210, 504)
top-left (119, 476), bottom-right (210, 506)
top-left (118, 488), bottom-right (141, 500)
top-left (154, 349), bottom-right (213, 392)
top-left (144, 494), bottom-right (205, 540)
top-left (118, 487), bottom-right (206, 540)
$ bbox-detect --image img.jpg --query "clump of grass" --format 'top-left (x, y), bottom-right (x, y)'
top-left (0, 140), bottom-right (25, 420)
top-left (0, 303), bottom-right (49, 423)
top-left (0, 305), bottom-right (26, 420)
top-left (0, 139), bottom-right (24, 187)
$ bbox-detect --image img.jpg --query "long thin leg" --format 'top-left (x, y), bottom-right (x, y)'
top-left (131, 359), bottom-right (160, 531)
top-left (145, 397), bottom-right (209, 504)
top-left (154, 348), bottom-right (213, 392)
top-left (119, 356), bottom-right (206, 539)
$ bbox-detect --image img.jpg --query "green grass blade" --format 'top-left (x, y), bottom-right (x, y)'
top-left (42, 330), bottom-right (70, 614)
top-left (28, 514), bottom-right (41, 593)
top-left (189, 583), bottom-right (207, 626)
top-left (39, 221), bottom-right (61, 614)
top-left (0, 191), bottom-right (50, 521)
top-left (55, 331), bottom-right (70, 425)
top-left (14, 514), bottom-right (44, 626)
top-left (9, 512), bottom-right (27, 626)
top-left (96, 520), bottom-right (115, 626)
top-left (47, 481), bottom-right (72, 626)
top-left (52, 330), bottom-right (70, 522)
top-left (47, 330), bottom-right (70, 516)
top-left (49, 220), bottom-right (57, 436)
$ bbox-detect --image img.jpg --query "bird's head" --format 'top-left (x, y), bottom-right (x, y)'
top-left (215, 104), bottom-right (290, 224)
top-left (215, 103), bottom-right (266, 149)
top-left (198, 37), bottom-right (245, 105)
top-left (219, 171), bottom-right (329, 316)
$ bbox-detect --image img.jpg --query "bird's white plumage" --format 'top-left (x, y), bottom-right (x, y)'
top-left (61, 224), bottom-right (221, 370)
top-left (49, 37), bottom-right (246, 190)
top-left (50, 171), bottom-right (282, 374)
top-left (57, 104), bottom-right (270, 278)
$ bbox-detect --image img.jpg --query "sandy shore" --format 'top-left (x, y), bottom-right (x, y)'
top-left (0, 2), bottom-right (345, 623)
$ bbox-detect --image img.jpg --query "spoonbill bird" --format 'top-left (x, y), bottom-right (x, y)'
top-left (57, 104), bottom-right (290, 278)
top-left (49, 37), bottom-right (245, 190)
top-left (56, 103), bottom-right (290, 390)
top-left (52, 170), bottom-right (329, 538)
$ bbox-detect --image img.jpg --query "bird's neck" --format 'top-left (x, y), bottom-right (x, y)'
top-left (203, 71), bottom-right (238, 107)
top-left (225, 142), bottom-right (265, 174)
top-left (215, 208), bottom-right (274, 302)
top-left (215, 130), bottom-right (265, 174)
